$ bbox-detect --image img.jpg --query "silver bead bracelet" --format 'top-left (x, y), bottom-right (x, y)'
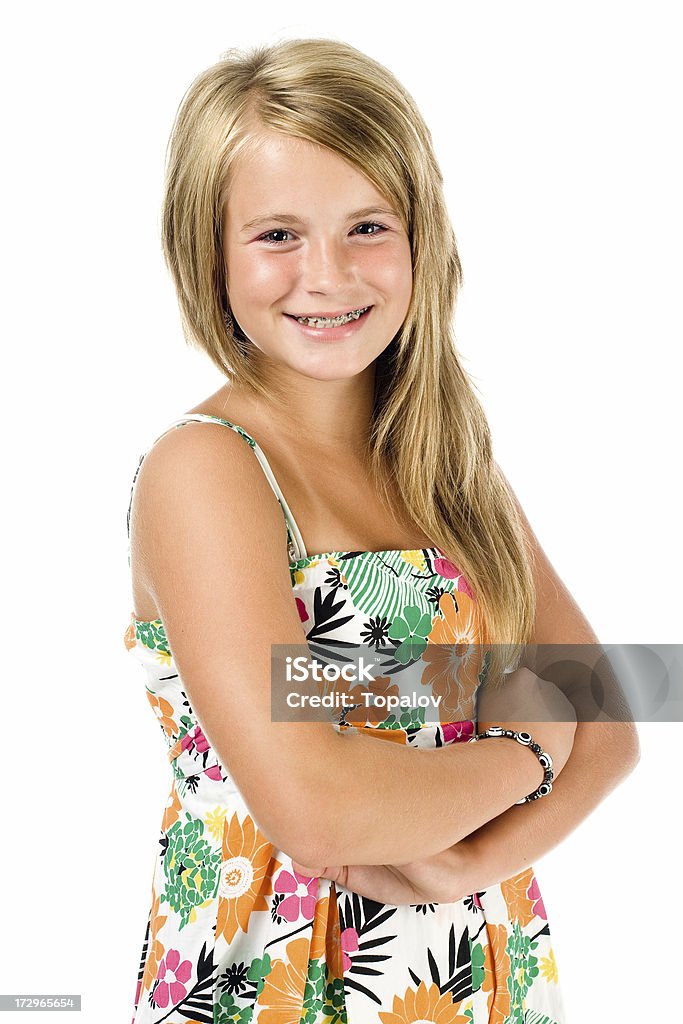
top-left (468, 725), bottom-right (554, 804)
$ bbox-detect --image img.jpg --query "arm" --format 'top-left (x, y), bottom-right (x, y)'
top-left (293, 467), bottom-right (640, 901)
top-left (131, 426), bottom-right (548, 870)
top-left (442, 717), bottom-right (639, 897)
top-left (293, 718), bottom-right (638, 904)
top-left (454, 465), bottom-right (640, 884)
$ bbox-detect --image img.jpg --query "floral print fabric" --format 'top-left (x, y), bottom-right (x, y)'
top-left (123, 415), bottom-right (567, 1023)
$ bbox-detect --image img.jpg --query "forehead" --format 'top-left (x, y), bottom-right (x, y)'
top-left (224, 132), bottom-right (392, 225)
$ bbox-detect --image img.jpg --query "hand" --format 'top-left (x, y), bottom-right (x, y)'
top-left (291, 860), bottom-right (432, 906)
top-left (291, 841), bottom-right (477, 907)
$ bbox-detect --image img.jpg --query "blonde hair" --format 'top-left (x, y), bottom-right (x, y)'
top-left (160, 37), bottom-right (535, 683)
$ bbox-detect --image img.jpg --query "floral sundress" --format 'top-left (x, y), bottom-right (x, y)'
top-left (123, 413), bottom-right (567, 1024)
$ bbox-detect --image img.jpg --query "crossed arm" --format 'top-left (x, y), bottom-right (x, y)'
top-left (293, 717), bottom-right (639, 904)
top-left (292, 473), bottom-right (641, 903)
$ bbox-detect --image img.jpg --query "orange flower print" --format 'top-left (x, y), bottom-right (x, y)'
top-left (141, 885), bottom-right (168, 996)
top-left (343, 676), bottom-right (402, 728)
top-left (255, 935), bottom-right (310, 1024)
top-left (500, 867), bottom-right (536, 927)
top-left (145, 691), bottom-right (178, 739)
top-left (215, 812), bottom-right (282, 944)
top-left (378, 979), bottom-right (471, 1023)
top-left (161, 780), bottom-right (181, 832)
top-left (359, 726), bottom-right (408, 744)
top-left (482, 923), bottom-right (512, 1023)
top-left (423, 591), bottom-right (483, 722)
top-left (309, 888), bottom-right (344, 979)
top-left (123, 619), bottom-right (136, 651)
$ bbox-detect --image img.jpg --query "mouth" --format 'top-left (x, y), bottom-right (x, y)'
top-left (285, 305), bottom-right (372, 328)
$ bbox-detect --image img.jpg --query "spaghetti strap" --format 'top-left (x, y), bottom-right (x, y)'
top-left (126, 412), bottom-right (307, 563)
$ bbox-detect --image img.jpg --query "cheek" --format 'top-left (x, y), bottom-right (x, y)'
top-left (369, 250), bottom-right (413, 306)
top-left (227, 250), bottom-right (293, 303)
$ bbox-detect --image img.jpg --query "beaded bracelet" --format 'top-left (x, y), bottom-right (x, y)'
top-left (468, 725), bottom-right (554, 804)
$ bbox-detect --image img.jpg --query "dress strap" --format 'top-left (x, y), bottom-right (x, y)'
top-left (126, 413), bottom-right (307, 563)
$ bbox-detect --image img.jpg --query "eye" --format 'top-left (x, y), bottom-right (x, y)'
top-left (353, 221), bottom-right (387, 237)
top-left (259, 229), bottom-right (293, 246)
top-left (258, 222), bottom-right (389, 246)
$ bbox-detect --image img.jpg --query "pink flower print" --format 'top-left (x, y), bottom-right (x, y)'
top-left (203, 764), bottom-right (223, 781)
top-left (434, 556), bottom-right (475, 598)
top-left (527, 875), bottom-right (547, 919)
top-left (181, 724), bottom-right (210, 755)
top-left (442, 720), bottom-right (475, 744)
top-left (274, 868), bottom-right (319, 922)
top-left (472, 891), bottom-right (483, 910)
top-left (296, 597), bottom-right (309, 623)
top-left (341, 927), bottom-right (359, 971)
top-left (433, 556), bottom-right (460, 579)
top-left (152, 948), bottom-right (192, 1007)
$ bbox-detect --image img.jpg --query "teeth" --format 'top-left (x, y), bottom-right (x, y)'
top-left (293, 306), bottom-right (369, 327)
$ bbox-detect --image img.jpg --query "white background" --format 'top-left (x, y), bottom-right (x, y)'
top-left (1, 2), bottom-right (680, 1021)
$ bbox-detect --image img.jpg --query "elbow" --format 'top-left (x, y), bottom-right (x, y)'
top-left (286, 834), bottom-right (335, 870)
top-left (246, 793), bottom-right (338, 868)
top-left (606, 721), bottom-right (641, 777)
top-left (625, 733), bottom-right (641, 774)
top-left (286, 804), bottom-right (340, 867)
top-left (621, 721), bottom-right (642, 771)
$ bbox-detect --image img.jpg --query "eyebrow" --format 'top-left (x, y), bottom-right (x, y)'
top-left (240, 206), bottom-right (400, 233)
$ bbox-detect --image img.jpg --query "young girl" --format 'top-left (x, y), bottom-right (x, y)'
top-left (124, 37), bottom-right (639, 1023)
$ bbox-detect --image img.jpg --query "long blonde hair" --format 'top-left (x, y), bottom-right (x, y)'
top-left (160, 37), bottom-right (535, 683)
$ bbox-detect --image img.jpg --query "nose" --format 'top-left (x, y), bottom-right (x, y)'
top-left (299, 236), bottom-right (356, 294)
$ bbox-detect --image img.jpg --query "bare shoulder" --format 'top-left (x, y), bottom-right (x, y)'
top-left (127, 419), bottom-right (338, 861)
top-left (129, 419), bottom-right (292, 628)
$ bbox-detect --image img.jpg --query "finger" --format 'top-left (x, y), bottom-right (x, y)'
top-left (291, 860), bottom-right (327, 878)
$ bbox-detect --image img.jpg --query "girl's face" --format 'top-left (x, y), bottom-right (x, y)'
top-left (222, 131), bottom-right (413, 383)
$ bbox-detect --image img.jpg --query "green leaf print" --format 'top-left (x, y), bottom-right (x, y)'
top-left (246, 954), bottom-right (271, 983)
top-left (135, 618), bottom-right (170, 654)
top-left (214, 989), bottom-right (257, 1024)
top-left (161, 812), bottom-right (222, 929)
top-left (214, 954), bottom-right (271, 1023)
top-left (524, 1012), bottom-right (561, 1024)
top-left (321, 976), bottom-right (347, 1023)
top-left (297, 957), bottom-right (348, 1024)
top-left (470, 940), bottom-right (486, 991)
top-left (301, 958), bottom-right (325, 1023)
top-left (505, 921), bottom-right (540, 1022)
top-left (388, 604), bottom-right (432, 664)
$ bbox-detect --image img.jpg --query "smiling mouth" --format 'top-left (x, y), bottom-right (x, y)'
top-left (286, 306), bottom-right (372, 327)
